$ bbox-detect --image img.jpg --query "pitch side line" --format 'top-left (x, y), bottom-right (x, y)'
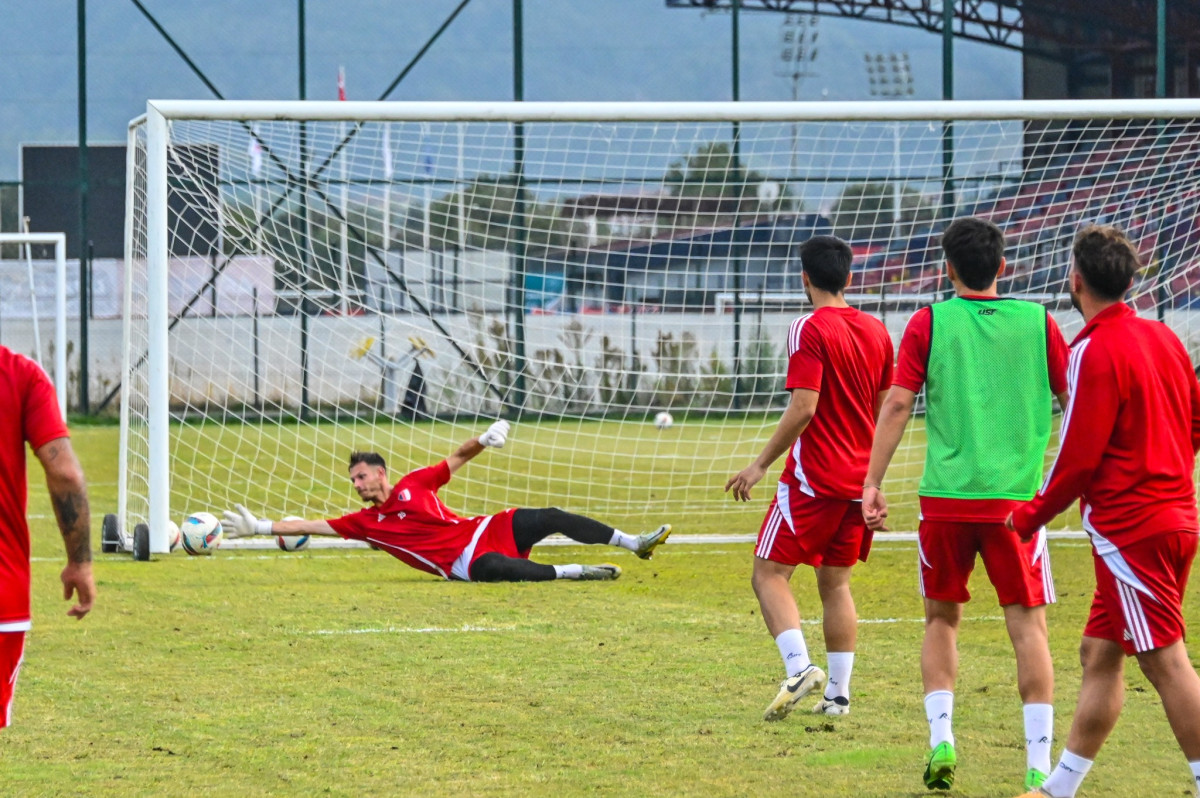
top-left (212, 530), bottom-right (1089, 550)
top-left (292, 615), bottom-right (1008, 636)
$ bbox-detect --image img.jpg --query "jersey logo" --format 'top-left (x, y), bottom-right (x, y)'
top-left (397, 489), bottom-right (411, 502)
top-left (378, 513), bottom-right (386, 522)
top-left (977, 308), bottom-right (996, 316)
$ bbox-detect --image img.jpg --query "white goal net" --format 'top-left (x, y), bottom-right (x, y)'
top-left (121, 100), bottom-right (1200, 551)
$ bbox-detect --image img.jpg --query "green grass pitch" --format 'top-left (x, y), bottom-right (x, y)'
top-left (6, 423), bottom-right (1193, 796)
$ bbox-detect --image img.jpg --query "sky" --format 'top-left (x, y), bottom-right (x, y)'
top-left (0, 0), bottom-right (1023, 181)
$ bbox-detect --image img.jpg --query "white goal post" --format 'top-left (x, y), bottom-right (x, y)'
top-left (124, 99), bottom-right (1200, 555)
top-left (0, 232), bottom-right (68, 419)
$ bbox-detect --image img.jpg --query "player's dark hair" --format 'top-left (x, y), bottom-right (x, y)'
top-left (799, 235), bottom-right (853, 293)
top-left (941, 217), bottom-right (1005, 291)
top-left (348, 451), bottom-right (387, 471)
top-left (1072, 224), bottom-right (1139, 301)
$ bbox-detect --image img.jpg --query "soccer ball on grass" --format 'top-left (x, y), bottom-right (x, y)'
top-left (180, 512), bottom-right (223, 556)
top-left (653, 411), bottom-right (674, 430)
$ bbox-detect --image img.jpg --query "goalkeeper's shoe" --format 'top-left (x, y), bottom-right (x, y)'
top-left (923, 741), bottom-right (957, 790)
top-left (1024, 768), bottom-right (1048, 791)
top-left (762, 665), bottom-right (826, 722)
top-left (812, 695), bottom-right (850, 716)
top-left (579, 564), bottom-right (622, 581)
top-left (633, 524), bottom-right (672, 560)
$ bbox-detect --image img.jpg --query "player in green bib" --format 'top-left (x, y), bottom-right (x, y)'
top-left (862, 217), bottom-right (1071, 793)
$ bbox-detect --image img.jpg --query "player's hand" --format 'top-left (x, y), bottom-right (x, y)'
top-left (862, 486), bottom-right (889, 531)
top-left (479, 420), bottom-right (510, 449)
top-left (724, 463), bottom-right (766, 502)
top-left (1006, 512), bottom-right (1035, 542)
top-left (61, 561), bottom-right (95, 619)
top-left (222, 504), bottom-right (273, 538)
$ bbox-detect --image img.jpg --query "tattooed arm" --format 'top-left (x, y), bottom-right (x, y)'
top-left (34, 437), bottom-right (95, 619)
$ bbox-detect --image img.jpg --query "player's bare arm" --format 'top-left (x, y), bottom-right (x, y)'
top-left (862, 386), bottom-right (917, 530)
top-left (725, 388), bottom-right (817, 502)
top-left (447, 420), bottom-right (510, 474)
top-left (222, 505), bottom-right (337, 537)
top-left (34, 436), bottom-right (95, 619)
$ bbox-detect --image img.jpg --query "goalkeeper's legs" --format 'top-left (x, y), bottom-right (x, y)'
top-left (469, 553), bottom-right (556, 582)
top-left (511, 508), bottom-right (670, 559)
top-left (511, 508), bottom-right (615, 549)
top-left (469, 553), bottom-right (620, 582)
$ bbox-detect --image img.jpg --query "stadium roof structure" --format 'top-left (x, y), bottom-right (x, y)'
top-left (664, 1), bottom-right (1200, 65)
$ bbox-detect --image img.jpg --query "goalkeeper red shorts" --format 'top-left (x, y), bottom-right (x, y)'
top-left (755, 486), bottom-right (871, 569)
top-left (917, 520), bottom-right (1054, 607)
top-left (0, 632), bottom-right (25, 730)
top-left (450, 509), bottom-right (525, 580)
top-left (1084, 530), bottom-right (1196, 655)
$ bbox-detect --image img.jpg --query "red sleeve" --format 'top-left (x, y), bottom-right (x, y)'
top-left (1045, 314), bottom-right (1070, 396)
top-left (20, 357), bottom-right (68, 450)
top-left (878, 326), bottom-right (895, 392)
top-left (892, 308), bottom-right (931, 393)
top-left (1010, 339), bottom-right (1116, 534)
top-left (402, 460), bottom-right (452, 490)
top-left (327, 509), bottom-right (364, 540)
top-left (1190, 364), bottom-right (1200, 454)
top-left (785, 316), bottom-right (823, 392)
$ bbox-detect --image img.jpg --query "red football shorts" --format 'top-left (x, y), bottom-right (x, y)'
top-left (918, 519), bottom-right (1054, 607)
top-left (466, 509), bottom-right (527, 569)
top-left (1085, 530), bottom-right (1197, 655)
top-left (755, 485), bottom-right (872, 569)
top-left (0, 632), bottom-right (26, 730)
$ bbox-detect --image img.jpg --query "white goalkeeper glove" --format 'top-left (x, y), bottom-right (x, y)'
top-left (222, 504), bottom-right (274, 538)
top-left (478, 419), bottom-right (510, 449)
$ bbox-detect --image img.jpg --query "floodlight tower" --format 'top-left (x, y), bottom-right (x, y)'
top-left (775, 14), bottom-right (819, 182)
top-left (864, 52), bottom-right (914, 244)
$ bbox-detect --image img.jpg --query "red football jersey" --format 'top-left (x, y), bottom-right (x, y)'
top-left (1011, 303), bottom-right (1200, 546)
top-left (781, 306), bottom-right (894, 500)
top-left (327, 461), bottom-right (491, 579)
top-left (894, 298), bottom-right (1070, 522)
top-left (0, 346), bottom-right (69, 628)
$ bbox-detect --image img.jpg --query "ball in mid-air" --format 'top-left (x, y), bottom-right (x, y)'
top-left (276, 516), bottom-right (310, 552)
top-left (180, 512), bottom-right (223, 556)
top-left (654, 411), bottom-right (674, 430)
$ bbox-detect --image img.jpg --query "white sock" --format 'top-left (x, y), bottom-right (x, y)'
top-left (824, 651), bottom-right (854, 702)
top-left (1023, 703), bottom-right (1054, 774)
top-left (1189, 760), bottom-right (1200, 794)
top-left (775, 628), bottom-right (810, 677)
top-left (553, 564), bottom-right (583, 580)
top-left (1040, 750), bottom-right (1092, 798)
top-left (925, 691), bottom-right (955, 748)
top-left (608, 530), bottom-right (638, 551)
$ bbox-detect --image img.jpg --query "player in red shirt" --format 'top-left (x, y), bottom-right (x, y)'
top-left (863, 217), bottom-right (1070, 791)
top-left (0, 345), bottom-right (95, 729)
top-left (725, 235), bottom-right (893, 722)
top-left (1010, 226), bottom-right (1200, 798)
top-left (223, 420), bottom-right (671, 581)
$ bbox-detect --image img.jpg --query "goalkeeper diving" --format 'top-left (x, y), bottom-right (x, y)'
top-left (222, 421), bottom-right (671, 582)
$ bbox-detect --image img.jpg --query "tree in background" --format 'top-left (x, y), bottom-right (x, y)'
top-left (832, 181), bottom-right (935, 243)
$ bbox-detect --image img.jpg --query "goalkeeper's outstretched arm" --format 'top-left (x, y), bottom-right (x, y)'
top-left (446, 420), bottom-right (510, 475)
top-left (222, 504), bottom-right (337, 537)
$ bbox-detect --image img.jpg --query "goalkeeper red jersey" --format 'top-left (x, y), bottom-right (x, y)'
top-left (0, 346), bottom-right (69, 629)
top-left (328, 460), bottom-right (486, 579)
top-left (1010, 302), bottom-right (1200, 546)
top-left (781, 306), bottom-right (894, 500)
